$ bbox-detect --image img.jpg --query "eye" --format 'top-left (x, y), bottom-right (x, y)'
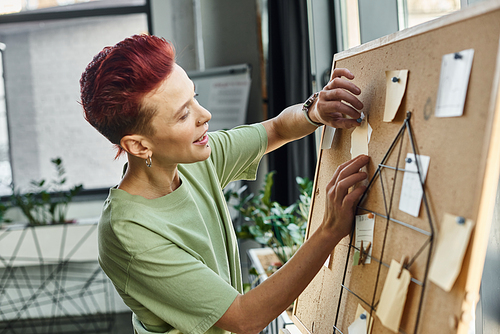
top-left (180, 110), bottom-right (189, 120)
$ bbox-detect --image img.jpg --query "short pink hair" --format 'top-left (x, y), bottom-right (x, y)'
top-left (80, 34), bottom-right (175, 158)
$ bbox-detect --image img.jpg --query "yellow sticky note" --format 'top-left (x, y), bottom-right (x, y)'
top-left (383, 70), bottom-right (409, 122)
top-left (428, 213), bottom-right (473, 291)
top-left (376, 259), bottom-right (411, 332)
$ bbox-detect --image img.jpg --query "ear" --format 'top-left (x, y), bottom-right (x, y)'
top-left (120, 135), bottom-right (152, 159)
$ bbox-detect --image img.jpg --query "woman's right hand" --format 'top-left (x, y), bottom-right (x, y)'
top-left (322, 155), bottom-right (370, 239)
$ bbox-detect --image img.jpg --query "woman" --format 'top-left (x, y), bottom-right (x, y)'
top-left (80, 34), bottom-right (368, 334)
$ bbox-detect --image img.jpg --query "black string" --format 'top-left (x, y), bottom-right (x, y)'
top-left (333, 112), bottom-right (435, 334)
top-left (0, 223), bottom-right (115, 334)
top-left (368, 116), bottom-right (406, 322)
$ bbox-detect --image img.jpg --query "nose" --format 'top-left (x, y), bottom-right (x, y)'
top-left (197, 105), bottom-right (211, 125)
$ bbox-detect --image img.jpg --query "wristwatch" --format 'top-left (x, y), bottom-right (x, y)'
top-left (302, 92), bottom-right (323, 127)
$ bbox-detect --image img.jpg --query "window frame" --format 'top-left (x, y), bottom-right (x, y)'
top-left (0, 0), bottom-right (152, 201)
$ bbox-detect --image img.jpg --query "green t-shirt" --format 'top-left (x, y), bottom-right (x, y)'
top-left (98, 124), bottom-right (268, 334)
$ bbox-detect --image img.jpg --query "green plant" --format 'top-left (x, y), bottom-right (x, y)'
top-left (226, 172), bottom-right (313, 265)
top-left (0, 202), bottom-right (10, 224)
top-left (10, 158), bottom-right (83, 226)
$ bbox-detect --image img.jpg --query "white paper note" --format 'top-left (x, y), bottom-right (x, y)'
top-left (353, 214), bottom-right (375, 265)
top-left (399, 154), bottom-right (430, 217)
top-left (435, 49), bottom-right (474, 118)
top-left (353, 304), bottom-right (374, 334)
top-left (324, 255), bottom-right (331, 268)
top-left (321, 126), bottom-right (336, 149)
top-left (348, 312), bottom-right (367, 334)
top-left (428, 213), bottom-right (474, 291)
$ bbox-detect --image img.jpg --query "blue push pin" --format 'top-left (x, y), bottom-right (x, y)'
top-left (456, 216), bottom-right (466, 225)
top-left (406, 157), bottom-right (413, 164)
top-left (357, 112), bottom-right (366, 123)
top-left (360, 314), bottom-right (367, 320)
top-left (392, 76), bottom-right (400, 83)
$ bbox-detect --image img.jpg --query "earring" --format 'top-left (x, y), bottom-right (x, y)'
top-left (145, 156), bottom-right (152, 168)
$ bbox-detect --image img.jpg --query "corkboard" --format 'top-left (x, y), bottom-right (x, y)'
top-left (293, 2), bottom-right (500, 334)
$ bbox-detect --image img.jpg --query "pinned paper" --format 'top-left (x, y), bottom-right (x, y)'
top-left (348, 304), bottom-right (374, 334)
top-left (321, 126), bottom-right (336, 149)
top-left (353, 214), bottom-right (375, 265)
top-left (399, 153), bottom-right (430, 217)
top-left (351, 118), bottom-right (373, 159)
top-left (435, 49), bottom-right (474, 118)
top-left (376, 259), bottom-right (411, 333)
top-left (348, 312), bottom-right (367, 334)
top-left (383, 70), bottom-right (409, 122)
top-left (428, 213), bottom-right (474, 291)
top-left (324, 255), bottom-right (331, 268)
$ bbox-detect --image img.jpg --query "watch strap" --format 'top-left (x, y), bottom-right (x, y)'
top-left (302, 92), bottom-right (323, 127)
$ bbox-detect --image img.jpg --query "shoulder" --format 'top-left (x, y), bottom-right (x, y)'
top-left (99, 191), bottom-right (176, 256)
top-left (208, 124), bottom-right (267, 149)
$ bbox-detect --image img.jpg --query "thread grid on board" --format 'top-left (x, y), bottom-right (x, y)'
top-left (333, 112), bottom-right (435, 334)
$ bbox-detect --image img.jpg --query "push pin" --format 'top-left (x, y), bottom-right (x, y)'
top-left (456, 216), bottom-right (466, 225)
top-left (360, 313), bottom-right (367, 320)
top-left (454, 52), bottom-right (463, 60)
top-left (359, 240), bottom-right (371, 265)
top-left (357, 112), bottom-right (366, 123)
top-left (405, 157), bottom-right (413, 164)
top-left (392, 76), bottom-right (400, 83)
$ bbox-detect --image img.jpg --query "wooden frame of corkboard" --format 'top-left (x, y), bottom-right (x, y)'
top-left (292, 1), bottom-right (500, 334)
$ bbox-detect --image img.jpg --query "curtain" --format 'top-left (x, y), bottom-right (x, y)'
top-left (267, 0), bottom-right (316, 205)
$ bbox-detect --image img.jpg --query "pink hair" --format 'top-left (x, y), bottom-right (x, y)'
top-left (79, 34), bottom-right (175, 158)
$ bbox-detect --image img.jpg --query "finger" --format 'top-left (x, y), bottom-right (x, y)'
top-left (325, 117), bottom-right (361, 129)
top-left (318, 100), bottom-right (363, 121)
top-left (327, 158), bottom-right (357, 191)
top-left (323, 78), bottom-right (361, 96)
top-left (321, 111), bottom-right (361, 129)
top-left (327, 155), bottom-right (369, 192)
top-left (330, 68), bottom-right (354, 81)
top-left (320, 89), bottom-right (364, 111)
top-left (343, 185), bottom-right (367, 209)
top-left (337, 155), bottom-right (370, 181)
top-left (334, 172), bottom-right (368, 206)
top-left (335, 156), bottom-right (370, 189)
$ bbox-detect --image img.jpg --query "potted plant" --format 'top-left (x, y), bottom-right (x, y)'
top-left (226, 171), bottom-right (313, 269)
top-left (9, 157), bottom-right (83, 226)
top-left (0, 158), bottom-right (116, 333)
top-left (225, 172), bottom-right (313, 332)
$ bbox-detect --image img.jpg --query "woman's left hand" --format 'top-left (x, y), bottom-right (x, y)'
top-left (309, 68), bottom-right (364, 129)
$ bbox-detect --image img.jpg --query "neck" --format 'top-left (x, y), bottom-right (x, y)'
top-left (118, 155), bottom-right (181, 199)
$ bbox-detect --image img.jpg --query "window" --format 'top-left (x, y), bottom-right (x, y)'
top-left (0, 1), bottom-right (150, 195)
top-left (405, 0), bottom-right (461, 28)
top-left (0, 46), bottom-right (11, 196)
top-left (336, 0), bottom-right (463, 51)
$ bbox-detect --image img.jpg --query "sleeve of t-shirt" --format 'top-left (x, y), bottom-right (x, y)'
top-left (125, 239), bottom-right (239, 334)
top-left (208, 123), bottom-right (268, 188)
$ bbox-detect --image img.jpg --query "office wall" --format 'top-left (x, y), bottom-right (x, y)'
top-left (150, 0), bottom-right (264, 125)
top-left (1, 15), bottom-right (147, 193)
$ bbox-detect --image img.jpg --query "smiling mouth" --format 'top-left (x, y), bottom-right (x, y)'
top-left (194, 133), bottom-right (207, 143)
